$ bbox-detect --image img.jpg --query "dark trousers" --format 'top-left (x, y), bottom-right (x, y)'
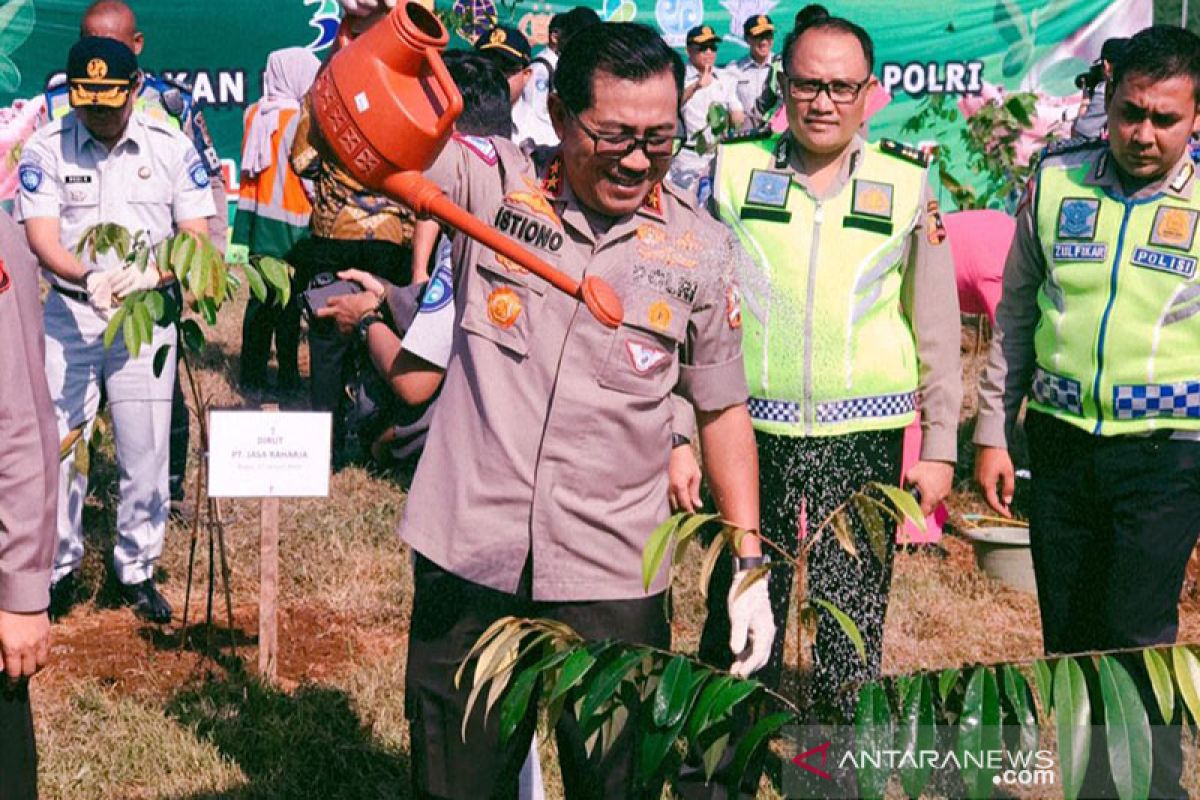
top-left (405, 555), bottom-right (671, 800)
top-left (291, 237), bottom-right (411, 451)
top-left (680, 428), bottom-right (903, 798)
top-left (1026, 410), bottom-right (1200, 799)
top-left (239, 288), bottom-right (301, 388)
top-left (0, 681), bottom-right (37, 800)
top-left (169, 357), bottom-right (189, 502)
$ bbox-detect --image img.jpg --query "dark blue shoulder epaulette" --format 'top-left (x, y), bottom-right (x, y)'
top-left (879, 138), bottom-right (931, 168)
top-left (1039, 135), bottom-right (1105, 160)
top-left (722, 127), bottom-right (774, 145)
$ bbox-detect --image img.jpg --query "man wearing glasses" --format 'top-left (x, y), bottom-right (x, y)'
top-left (701, 12), bottom-right (961, 729)
top-left (396, 22), bottom-right (771, 798)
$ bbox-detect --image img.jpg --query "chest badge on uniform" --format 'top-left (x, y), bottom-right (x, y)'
top-left (725, 284), bottom-right (742, 329)
top-left (851, 179), bottom-right (894, 219)
top-left (1056, 198), bottom-right (1100, 240)
top-left (647, 299), bottom-right (673, 331)
top-left (740, 169), bottom-right (792, 223)
top-left (486, 286), bottom-right (522, 328)
top-left (626, 339), bottom-right (670, 375)
top-left (506, 177), bottom-right (559, 223)
top-left (844, 179), bottom-right (895, 236)
top-left (1149, 206), bottom-right (1198, 252)
top-left (138, 166), bottom-right (151, 180)
top-left (18, 164), bottom-right (42, 192)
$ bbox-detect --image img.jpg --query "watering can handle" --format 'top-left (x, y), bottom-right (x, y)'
top-left (336, 18), bottom-right (353, 50)
top-left (423, 47), bottom-right (463, 143)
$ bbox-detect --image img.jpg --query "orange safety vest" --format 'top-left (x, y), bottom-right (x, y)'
top-left (232, 103), bottom-right (312, 258)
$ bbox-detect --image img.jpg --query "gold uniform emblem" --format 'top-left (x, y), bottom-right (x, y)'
top-left (86, 58), bottom-right (108, 79)
top-left (647, 300), bottom-right (672, 331)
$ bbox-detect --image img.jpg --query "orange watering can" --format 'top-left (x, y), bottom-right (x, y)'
top-left (312, 2), bottom-right (623, 328)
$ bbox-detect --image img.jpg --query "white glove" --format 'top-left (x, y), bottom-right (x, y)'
top-left (84, 270), bottom-right (115, 312)
top-left (108, 263), bottom-right (161, 298)
top-left (728, 568), bottom-right (776, 678)
top-left (338, 0), bottom-right (396, 16)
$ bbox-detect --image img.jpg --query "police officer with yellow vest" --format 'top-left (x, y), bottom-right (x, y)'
top-left (975, 26), bottom-right (1200, 798)
top-left (699, 13), bottom-right (961, 722)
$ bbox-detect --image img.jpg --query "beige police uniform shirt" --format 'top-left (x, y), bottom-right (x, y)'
top-left (0, 212), bottom-right (58, 613)
top-left (16, 109), bottom-right (216, 283)
top-left (399, 135), bottom-right (749, 601)
top-left (975, 149), bottom-right (1200, 447)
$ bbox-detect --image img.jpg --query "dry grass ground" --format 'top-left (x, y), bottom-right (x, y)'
top-left (27, 294), bottom-right (1200, 798)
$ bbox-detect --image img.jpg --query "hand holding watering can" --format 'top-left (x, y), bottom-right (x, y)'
top-left (311, 1), bottom-right (624, 328)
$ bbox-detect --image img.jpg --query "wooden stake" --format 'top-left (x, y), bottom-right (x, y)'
top-left (258, 404), bottom-right (280, 682)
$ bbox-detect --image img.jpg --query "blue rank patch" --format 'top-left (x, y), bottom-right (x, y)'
top-left (18, 163), bottom-right (42, 192)
top-left (1053, 242), bottom-right (1108, 262)
top-left (1056, 198), bottom-right (1100, 240)
top-left (1130, 246), bottom-right (1197, 279)
top-left (189, 162), bottom-right (210, 189)
top-left (419, 241), bottom-right (454, 313)
top-left (745, 169), bottom-right (790, 208)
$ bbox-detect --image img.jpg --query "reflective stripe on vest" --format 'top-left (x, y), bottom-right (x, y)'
top-left (715, 135), bottom-right (923, 437)
top-left (236, 105), bottom-right (312, 229)
top-left (1033, 151), bottom-right (1200, 435)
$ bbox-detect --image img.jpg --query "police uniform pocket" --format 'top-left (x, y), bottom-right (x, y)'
top-left (596, 290), bottom-right (687, 399)
top-left (460, 260), bottom-right (540, 358)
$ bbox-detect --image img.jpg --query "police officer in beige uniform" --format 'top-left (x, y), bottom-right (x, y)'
top-left (18, 37), bottom-right (214, 623)
top-left (398, 22), bottom-right (771, 799)
top-left (0, 210), bottom-right (57, 800)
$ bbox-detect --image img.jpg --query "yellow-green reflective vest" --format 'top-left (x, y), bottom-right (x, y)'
top-left (714, 134), bottom-right (925, 437)
top-left (1032, 145), bottom-right (1200, 436)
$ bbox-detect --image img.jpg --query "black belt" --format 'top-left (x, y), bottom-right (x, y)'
top-left (51, 283), bottom-right (89, 303)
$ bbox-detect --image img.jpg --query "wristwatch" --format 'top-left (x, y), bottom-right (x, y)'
top-left (671, 433), bottom-right (691, 449)
top-left (356, 312), bottom-right (386, 343)
top-left (734, 553), bottom-right (771, 571)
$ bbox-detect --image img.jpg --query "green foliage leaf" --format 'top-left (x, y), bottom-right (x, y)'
top-left (179, 318), bottom-right (205, 353)
top-left (854, 495), bottom-right (889, 566)
top-left (811, 597), bottom-right (865, 663)
top-left (1054, 657), bottom-right (1092, 800)
top-left (497, 667), bottom-right (539, 745)
top-left (872, 483), bottom-right (925, 533)
top-left (730, 563), bottom-right (772, 602)
top-left (958, 666), bottom-right (1002, 798)
top-left (1000, 665), bottom-right (1038, 756)
top-left (131, 299), bottom-right (153, 356)
top-left (725, 711), bottom-right (791, 796)
top-left (243, 263), bottom-right (268, 303)
top-left (1172, 646), bottom-right (1200, 726)
top-left (152, 344), bottom-right (171, 379)
top-left (258, 256), bottom-right (292, 307)
top-left (898, 674), bottom-right (936, 798)
top-left (121, 303), bottom-right (139, 355)
top-left (104, 305), bottom-right (127, 350)
top-left (550, 648), bottom-right (597, 703)
top-left (853, 682), bottom-right (892, 800)
top-left (1142, 648), bottom-right (1174, 724)
top-left (1032, 658), bottom-right (1054, 713)
top-left (643, 512), bottom-right (684, 591)
top-left (1097, 655), bottom-right (1151, 800)
top-left (698, 531), bottom-right (728, 601)
top-left (938, 668), bottom-right (959, 703)
top-left (653, 655), bottom-right (692, 728)
top-left (690, 678), bottom-right (758, 742)
top-left (701, 731), bottom-right (730, 782)
top-left (1002, 40), bottom-right (1035, 79)
top-left (831, 510), bottom-right (858, 560)
top-left (142, 289), bottom-right (165, 322)
top-left (579, 651), bottom-right (643, 731)
top-left (0, 0), bottom-right (36, 64)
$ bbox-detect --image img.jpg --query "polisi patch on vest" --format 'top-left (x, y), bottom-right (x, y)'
top-left (1130, 247), bottom-right (1197, 279)
top-left (493, 206), bottom-right (564, 253)
top-left (1056, 198), bottom-right (1099, 240)
top-left (740, 169), bottom-right (791, 222)
top-left (1149, 206), bottom-right (1199, 252)
top-left (1053, 242), bottom-right (1108, 262)
top-left (632, 263), bottom-right (698, 305)
top-left (851, 179), bottom-right (894, 219)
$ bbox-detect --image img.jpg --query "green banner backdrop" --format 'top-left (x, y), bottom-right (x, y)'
top-left (0, 0), bottom-right (1156, 206)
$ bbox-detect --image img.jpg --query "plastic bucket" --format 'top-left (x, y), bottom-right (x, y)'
top-left (963, 526), bottom-right (1037, 596)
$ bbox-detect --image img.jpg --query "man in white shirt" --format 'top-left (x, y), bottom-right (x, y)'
top-left (723, 14), bottom-right (777, 131)
top-left (671, 25), bottom-right (745, 197)
top-left (512, 7), bottom-right (600, 150)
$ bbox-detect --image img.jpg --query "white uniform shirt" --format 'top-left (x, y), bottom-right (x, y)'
top-left (512, 48), bottom-right (558, 150)
top-left (403, 234), bottom-right (455, 369)
top-left (681, 63), bottom-right (743, 145)
top-left (16, 110), bottom-right (215, 287)
top-left (722, 55), bottom-right (775, 130)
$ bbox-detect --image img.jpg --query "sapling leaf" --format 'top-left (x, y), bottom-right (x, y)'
top-left (643, 512), bottom-right (685, 591)
top-left (243, 264), bottom-right (268, 303)
top-left (1097, 655), bottom-right (1151, 800)
top-left (831, 510), bottom-right (858, 560)
top-left (1054, 657), bottom-right (1091, 800)
top-left (812, 597), bottom-right (865, 662)
top-left (152, 344), bottom-right (171, 378)
top-left (1172, 646), bottom-right (1200, 725)
top-left (1143, 648), bottom-right (1175, 724)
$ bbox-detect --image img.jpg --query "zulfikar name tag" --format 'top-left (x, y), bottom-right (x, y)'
top-left (1053, 242), bottom-right (1108, 262)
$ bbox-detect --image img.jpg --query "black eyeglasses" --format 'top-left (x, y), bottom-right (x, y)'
top-left (782, 75), bottom-right (871, 104)
top-left (570, 113), bottom-right (683, 159)
top-left (692, 42), bottom-right (718, 51)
